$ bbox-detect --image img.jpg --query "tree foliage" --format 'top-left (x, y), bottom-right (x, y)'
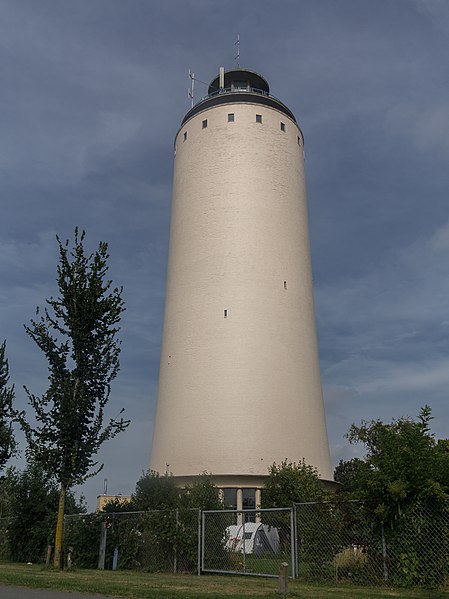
top-left (133, 470), bottom-right (179, 511)
top-left (261, 459), bottom-right (326, 508)
top-left (20, 230), bottom-right (128, 488)
top-left (132, 470), bottom-right (223, 512)
top-left (6, 461), bottom-right (84, 562)
top-left (0, 467), bottom-right (16, 519)
top-left (333, 457), bottom-right (372, 494)
top-left (181, 473), bottom-right (223, 510)
top-left (335, 406), bottom-right (449, 522)
top-left (18, 229), bottom-right (129, 566)
top-left (0, 341), bottom-right (16, 471)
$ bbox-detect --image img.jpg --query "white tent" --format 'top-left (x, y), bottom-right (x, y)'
top-left (224, 522), bottom-right (280, 554)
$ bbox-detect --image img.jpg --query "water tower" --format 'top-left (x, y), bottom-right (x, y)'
top-left (150, 67), bottom-right (333, 510)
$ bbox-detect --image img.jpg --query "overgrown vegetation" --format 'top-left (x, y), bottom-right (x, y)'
top-left (261, 459), bottom-right (326, 507)
top-left (335, 406), bottom-right (449, 519)
top-left (65, 471), bottom-right (223, 572)
top-left (11, 462), bottom-right (84, 562)
top-left (334, 406), bottom-right (449, 587)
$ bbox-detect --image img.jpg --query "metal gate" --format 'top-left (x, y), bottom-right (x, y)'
top-left (201, 507), bottom-right (295, 577)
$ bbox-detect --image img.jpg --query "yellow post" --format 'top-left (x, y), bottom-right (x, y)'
top-left (53, 485), bottom-right (66, 569)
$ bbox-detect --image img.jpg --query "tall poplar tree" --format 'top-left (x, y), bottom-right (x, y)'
top-left (0, 340), bottom-right (16, 471)
top-left (20, 229), bottom-right (129, 568)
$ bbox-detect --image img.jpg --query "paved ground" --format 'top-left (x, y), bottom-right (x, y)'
top-left (0, 586), bottom-right (124, 599)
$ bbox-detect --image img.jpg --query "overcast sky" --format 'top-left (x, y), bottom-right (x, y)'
top-left (2, 0), bottom-right (449, 509)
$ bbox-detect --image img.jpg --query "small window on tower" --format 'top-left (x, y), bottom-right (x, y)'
top-left (280, 122), bottom-right (286, 132)
top-left (183, 131), bottom-right (187, 141)
top-left (224, 309), bottom-right (228, 319)
top-left (284, 281), bottom-right (287, 290)
top-left (228, 113), bottom-right (235, 122)
top-left (202, 119), bottom-right (208, 129)
top-left (256, 114), bottom-right (262, 123)
top-left (297, 136), bottom-right (301, 145)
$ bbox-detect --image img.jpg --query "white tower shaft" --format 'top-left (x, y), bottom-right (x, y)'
top-left (150, 69), bottom-right (333, 486)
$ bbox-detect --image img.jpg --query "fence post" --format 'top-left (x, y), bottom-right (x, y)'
top-left (45, 544), bottom-right (52, 566)
top-left (381, 522), bottom-right (389, 583)
top-left (201, 510), bottom-right (206, 574)
top-left (66, 546), bottom-right (73, 569)
top-left (98, 521), bottom-right (107, 570)
top-left (290, 507), bottom-right (296, 579)
top-left (197, 509), bottom-right (202, 576)
top-left (173, 508), bottom-right (179, 574)
top-left (112, 547), bottom-right (119, 570)
top-left (242, 513), bottom-right (246, 573)
top-left (278, 562), bottom-right (289, 595)
top-left (292, 504), bottom-right (298, 579)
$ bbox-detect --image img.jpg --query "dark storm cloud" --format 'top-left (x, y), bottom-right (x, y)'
top-left (1, 0), bottom-right (449, 506)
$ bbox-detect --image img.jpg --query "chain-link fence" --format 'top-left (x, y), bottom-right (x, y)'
top-left (202, 508), bottom-right (294, 577)
top-left (380, 499), bottom-right (449, 587)
top-left (294, 498), bottom-right (449, 587)
top-left (14, 498), bottom-right (449, 588)
top-left (64, 508), bottom-right (200, 573)
top-left (295, 500), bottom-right (385, 584)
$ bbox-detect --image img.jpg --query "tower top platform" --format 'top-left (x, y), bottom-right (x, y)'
top-left (181, 67), bottom-right (297, 126)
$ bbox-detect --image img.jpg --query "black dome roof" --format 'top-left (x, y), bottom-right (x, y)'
top-left (208, 69), bottom-right (269, 95)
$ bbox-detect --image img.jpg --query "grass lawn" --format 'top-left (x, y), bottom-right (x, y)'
top-left (0, 562), bottom-right (447, 599)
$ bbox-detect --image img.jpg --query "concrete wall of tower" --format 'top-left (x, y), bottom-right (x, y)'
top-left (150, 100), bottom-right (333, 483)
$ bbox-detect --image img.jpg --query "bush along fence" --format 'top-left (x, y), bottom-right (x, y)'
top-left (4, 498), bottom-right (449, 588)
top-left (295, 498), bottom-right (449, 587)
top-left (63, 508), bottom-right (201, 573)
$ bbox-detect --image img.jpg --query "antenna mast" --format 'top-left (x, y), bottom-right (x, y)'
top-left (235, 34), bottom-right (240, 67)
top-left (188, 69), bottom-right (195, 108)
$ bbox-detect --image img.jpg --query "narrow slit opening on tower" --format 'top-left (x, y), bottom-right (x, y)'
top-left (183, 131), bottom-right (187, 141)
top-left (202, 119), bottom-right (208, 129)
top-left (284, 281), bottom-right (287, 290)
top-left (224, 309), bottom-right (228, 318)
top-left (280, 122), bottom-right (285, 132)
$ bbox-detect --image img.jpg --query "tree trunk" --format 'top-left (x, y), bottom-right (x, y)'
top-left (54, 484), bottom-right (66, 569)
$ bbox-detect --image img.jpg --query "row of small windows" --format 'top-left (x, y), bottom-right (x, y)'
top-left (184, 115), bottom-right (300, 141)
top-left (202, 113), bottom-right (236, 129)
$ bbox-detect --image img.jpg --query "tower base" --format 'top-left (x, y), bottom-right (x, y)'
top-left (173, 473), bottom-right (338, 511)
